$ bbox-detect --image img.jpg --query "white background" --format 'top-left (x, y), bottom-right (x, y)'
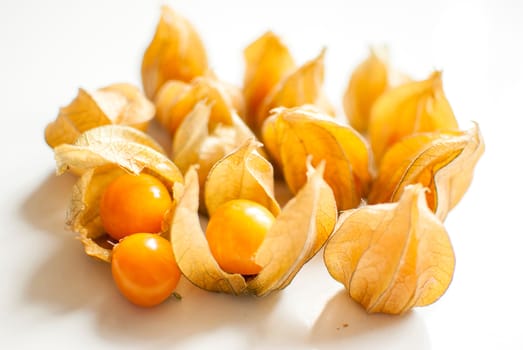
top-left (1, 0), bottom-right (522, 349)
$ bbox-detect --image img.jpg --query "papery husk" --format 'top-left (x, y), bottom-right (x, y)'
top-left (45, 83), bottom-right (155, 148)
top-left (170, 162), bottom-right (337, 296)
top-left (68, 166), bottom-right (125, 262)
top-left (248, 161), bottom-right (337, 296)
top-left (55, 125), bottom-right (184, 262)
top-left (204, 138), bottom-right (280, 217)
top-left (368, 123), bottom-right (484, 220)
top-left (342, 48), bottom-right (389, 134)
top-left (172, 102), bottom-right (257, 208)
top-left (171, 102), bottom-right (213, 173)
top-left (97, 84), bottom-right (156, 127)
top-left (141, 5), bottom-right (208, 99)
top-left (68, 163), bottom-right (183, 263)
top-left (154, 80), bottom-right (189, 131)
top-left (324, 184), bottom-right (455, 314)
top-left (196, 125), bottom-right (252, 208)
top-left (342, 47), bottom-right (411, 134)
top-left (155, 74), bottom-right (243, 134)
top-left (368, 71), bottom-right (459, 165)
top-left (54, 125), bottom-right (175, 178)
top-left (219, 79), bottom-right (246, 119)
top-left (204, 69), bottom-right (246, 117)
top-left (242, 31), bottom-right (296, 128)
top-left (255, 49), bottom-right (333, 133)
top-left (169, 167), bottom-right (247, 294)
top-left (262, 105), bottom-right (370, 210)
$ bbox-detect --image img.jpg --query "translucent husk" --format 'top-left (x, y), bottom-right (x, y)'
top-left (155, 74), bottom-right (245, 135)
top-left (54, 125), bottom-right (184, 262)
top-left (368, 71), bottom-right (459, 165)
top-left (141, 5), bottom-right (208, 99)
top-left (45, 83), bottom-right (155, 148)
top-left (324, 184), bottom-right (455, 314)
top-left (170, 161), bottom-right (337, 296)
top-left (342, 47), bottom-right (412, 134)
top-left (242, 31), bottom-right (296, 128)
top-left (255, 49), bottom-right (333, 133)
top-left (262, 105), bottom-right (370, 210)
top-left (242, 30), bottom-right (333, 134)
top-left (343, 48), bottom-right (388, 134)
top-left (54, 125), bottom-right (169, 176)
top-left (204, 138), bottom-right (280, 217)
top-left (368, 123), bottom-right (484, 220)
top-left (172, 102), bottom-right (257, 208)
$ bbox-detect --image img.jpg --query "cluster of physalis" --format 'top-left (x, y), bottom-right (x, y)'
top-left (44, 6), bottom-right (484, 313)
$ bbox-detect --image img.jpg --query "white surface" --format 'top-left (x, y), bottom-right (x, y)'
top-left (1, 0), bottom-right (522, 349)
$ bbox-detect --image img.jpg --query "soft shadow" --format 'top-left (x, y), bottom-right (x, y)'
top-left (309, 290), bottom-right (431, 350)
top-left (20, 171), bottom-right (76, 236)
top-left (23, 238), bottom-right (112, 314)
top-left (21, 170), bottom-right (282, 347)
top-left (24, 233), bottom-right (281, 348)
top-left (93, 280), bottom-right (281, 348)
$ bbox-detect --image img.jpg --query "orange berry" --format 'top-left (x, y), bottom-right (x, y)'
top-left (111, 233), bottom-right (181, 307)
top-left (206, 199), bottom-right (275, 275)
top-left (100, 173), bottom-right (172, 240)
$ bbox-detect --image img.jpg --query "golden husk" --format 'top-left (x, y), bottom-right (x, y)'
top-left (45, 84), bottom-right (154, 149)
top-left (141, 5), bottom-right (208, 99)
top-left (262, 105), bottom-right (370, 210)
top-left (170, 161), bottom-right (337, 296)
top-left (324, 184), bottom-right (455, 314)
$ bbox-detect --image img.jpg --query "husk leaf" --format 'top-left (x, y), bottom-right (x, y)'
top-left (324, 184), bottom-right (455, 314)
top-left (67, 166), bottom-right (125, 262)
top-left (155, 74), bottom-right (242, 134)
top-left (256, 49), bottom-right (332, 132)
top-left (248, 161), bottom-right (337, 296)
top-left (45, 84), bottom-right (154, 148)
top-left (172, 102), bottom-right (257, 208)
top-left (54, 125), bottom-right (179, 183)
top-left (242, 31), bottom-right (296, 128)
top-left (56, 126), bottom-right (184, 261)
top-left (141, 5), bottom-right (208, 99)
top-left (343, 48), bottom-right (389, 133)
top-left (368, 123), bottom-right (484, 220)
top-left (262, 105), bottom-right (370, 210)
top-left (368, 71), bottom-right (459, 165)
top-left (170, 167), bottom-right (249, 294)
top-left (170, 162), bottom-right (337, 296)
top-left (204, 138), bottom-right (280, 217)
